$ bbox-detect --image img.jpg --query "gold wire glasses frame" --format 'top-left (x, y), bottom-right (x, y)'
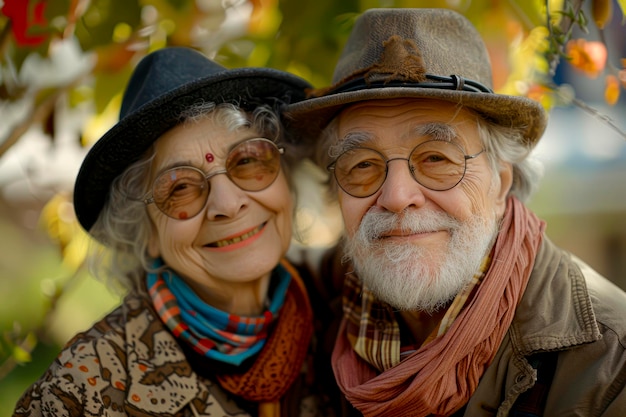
top-left (327, 140), bottom-right (485, 198)
top-left (144, 138), bottom-right (284, 220)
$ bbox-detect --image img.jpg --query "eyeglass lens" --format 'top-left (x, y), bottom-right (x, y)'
top-left (332, 140), bottom-right (469, 197)
top-left (150, 138), bottom-right (282, 219)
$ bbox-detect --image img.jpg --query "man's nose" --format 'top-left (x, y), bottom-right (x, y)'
top-left (375, 159), bottom-right (427, 212)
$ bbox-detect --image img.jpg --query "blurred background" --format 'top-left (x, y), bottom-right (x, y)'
top-left (0, 0), bottom-right (625, 414)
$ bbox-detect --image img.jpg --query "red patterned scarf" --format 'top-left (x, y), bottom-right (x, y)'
top-left (149, 259), bottom-right (313, 417)
top-left (216, 260), bottom-right (313, 402)
top-left (332, 197), bottom-right (545, 416)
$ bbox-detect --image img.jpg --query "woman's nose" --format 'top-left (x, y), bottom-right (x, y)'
top-left (204, 174), bottom-right (248, 220)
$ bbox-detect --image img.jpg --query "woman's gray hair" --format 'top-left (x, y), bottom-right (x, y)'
top-left (88, 102), bottom-right (299, 293)
top-left (315, 109), bottom-right (544, 203)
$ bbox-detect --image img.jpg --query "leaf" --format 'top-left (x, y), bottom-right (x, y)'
top-left (40, 193), bottom-right (77, 251)
top-left (592, 0), bottom-right (613, 29)
top-left (604, 74), bottom-right (620, 105)
top-left (43, 0), bottom-right (72, 33)
top-left (39, 193), bottom-right (91, 273)
top-left (81, 92), bottom-right (123, 146)
top-left (92, 64), bottom-right (132, 113)
top-left (503, 0), bottom-right (553, 30)
top-left (141, 0), bottom-right (203, 46)
top-left (248, 0), bottom-right (281, 36)
top-left (93, 42), bottom-right (137, 73)
top-left (616, 0), bottom-right (626, 21)
top-left (12, 345), bottom-right (32, 364)
top-left (60, 229), bottom-right (91, 272)
top-left (11, 332), bottom-right (37, 364)
top-left (258, 0), bottom-right (360, 86)
top-left (74, 0), bottom-right (141, 51)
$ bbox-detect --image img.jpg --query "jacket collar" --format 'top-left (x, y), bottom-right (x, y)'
top-left (508, 237), bottom-right (601, 356)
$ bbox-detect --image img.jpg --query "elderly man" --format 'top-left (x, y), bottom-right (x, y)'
top-left (286, 8), bottom-right (626, 417)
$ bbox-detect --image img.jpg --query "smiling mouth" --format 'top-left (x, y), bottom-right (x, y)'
top-left (206, 222), bottom-right (267, 248)
top-left (379, 228), bottom-right (442, 240)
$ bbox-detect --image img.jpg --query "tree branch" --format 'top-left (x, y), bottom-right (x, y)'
top-left (0, 81), bottom-right (77, 158)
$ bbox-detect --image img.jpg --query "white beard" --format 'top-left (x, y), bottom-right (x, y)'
top-left (342, 209), bottom-right (499, 313)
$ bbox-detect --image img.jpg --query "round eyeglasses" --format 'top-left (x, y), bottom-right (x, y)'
top-left (144, 138), bottom-right (283, 220)
top-left (327, 140), bottom-right (485, 198)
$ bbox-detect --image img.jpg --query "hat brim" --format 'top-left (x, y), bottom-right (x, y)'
top-left (74, 67), bottom-right (310, 232)
top-left (285, 86), bottom-right (547, 147)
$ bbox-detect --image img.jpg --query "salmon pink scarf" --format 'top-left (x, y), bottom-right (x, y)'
top-left (332, 197), bottom-right (545, 416)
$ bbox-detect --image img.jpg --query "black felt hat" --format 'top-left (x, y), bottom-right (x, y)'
top-left (285, 8), bottom-right (547, 146)
top-left (73, 46), bottom-right (311, 232)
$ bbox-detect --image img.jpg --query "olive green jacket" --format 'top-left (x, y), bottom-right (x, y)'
top-left (318, 237), bottom-right (626, 416)
top-left (465, 237), bottom-right (626, 416)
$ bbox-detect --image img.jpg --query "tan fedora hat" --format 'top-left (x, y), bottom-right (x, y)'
top-left (285, 8), bottom-right (547, 146)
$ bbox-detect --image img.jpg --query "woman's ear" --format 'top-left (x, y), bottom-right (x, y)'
top-left (147, 222), bottom-right (161, 258)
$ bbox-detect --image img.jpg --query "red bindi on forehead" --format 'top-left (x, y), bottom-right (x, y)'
top-left (205, 153), bottom-right (214, 163)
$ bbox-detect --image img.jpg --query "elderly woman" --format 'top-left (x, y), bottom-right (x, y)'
top-left (13, 47), bottom-right (332, 417)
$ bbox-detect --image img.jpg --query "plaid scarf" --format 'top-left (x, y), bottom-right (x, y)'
top-left (332, 197), bottom-right (545, 416)
top-left (148, 259), bottom-right (314, 416)
top-left (347, 257), bottom-right (490, 371)
top-left (147, 259), bottom-right (290, 365)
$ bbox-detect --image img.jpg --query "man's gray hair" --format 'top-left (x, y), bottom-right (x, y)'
top-left (476, 119), bottom-right (544, 202)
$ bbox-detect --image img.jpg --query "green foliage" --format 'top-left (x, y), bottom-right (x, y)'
top-left (93, 65), bottom-right (134, 113)
top-left (545, 0), bottom-right (588, 73)
top-left (620, 0), bottom-right (626, 17)
top-left (75, 0), bottom-right (142, 51)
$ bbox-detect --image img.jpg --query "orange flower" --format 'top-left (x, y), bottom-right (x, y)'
top-left (566, 39), bottom-right (607, 78)
top-left (526, 84), bottom-right (548, 102)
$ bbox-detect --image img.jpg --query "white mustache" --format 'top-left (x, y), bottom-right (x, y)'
top-left (357, 209), bottom-right (462, 241)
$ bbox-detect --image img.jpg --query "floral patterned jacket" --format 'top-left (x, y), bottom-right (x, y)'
top-left (12, 289), bottom-right (336, 417)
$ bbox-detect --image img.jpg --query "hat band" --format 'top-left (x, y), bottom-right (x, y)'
top-left (325, 74), bottom-right (494, 96)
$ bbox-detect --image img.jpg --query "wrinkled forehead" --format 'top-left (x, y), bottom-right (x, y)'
top-left (334, 98), bottom-right (482, 150)
top-left (150, 118), bottom-right (264, 176)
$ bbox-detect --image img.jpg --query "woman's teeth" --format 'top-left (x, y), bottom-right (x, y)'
top-left (211, 223), bottom-right (265, 248)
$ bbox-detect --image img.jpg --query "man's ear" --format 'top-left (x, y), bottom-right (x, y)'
top-left (495, 162), bottom-right (513, 214)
